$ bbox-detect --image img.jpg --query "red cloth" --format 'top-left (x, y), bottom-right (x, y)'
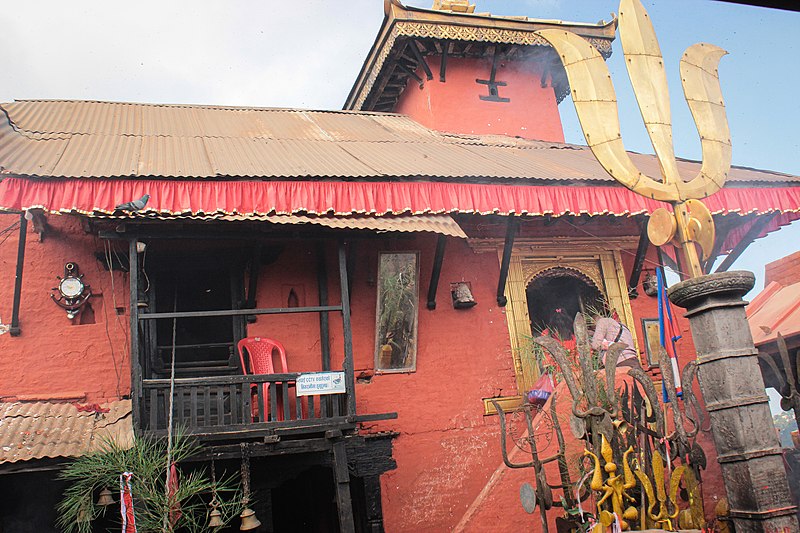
top-left (167, 463), bottom-right (181, 527)
top-left (1, 177), bottom-right (799, 219)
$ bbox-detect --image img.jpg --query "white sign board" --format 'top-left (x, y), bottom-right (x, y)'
top-left (296, 371), bottom-right (346, 396)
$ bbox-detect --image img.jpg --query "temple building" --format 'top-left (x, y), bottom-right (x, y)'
top-left (1, 1), bottom-right (799, 531)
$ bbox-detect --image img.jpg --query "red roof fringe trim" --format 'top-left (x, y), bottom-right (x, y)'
top-left (1, 178), bottom-right (799, 219)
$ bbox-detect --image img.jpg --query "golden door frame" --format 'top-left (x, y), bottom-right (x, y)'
top-left (473, 237), bottom-right (640, 414)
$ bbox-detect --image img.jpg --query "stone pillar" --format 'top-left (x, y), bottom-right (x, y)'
top-left (669, 271), bottom-right (798, 532)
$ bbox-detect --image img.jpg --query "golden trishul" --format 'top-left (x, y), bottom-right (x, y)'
top-left (634, 449), bottom-right (686, 530)
top-left (536, 0), bottom-right (731, 278)
top-left (585, 435), bottom-right (639, 531)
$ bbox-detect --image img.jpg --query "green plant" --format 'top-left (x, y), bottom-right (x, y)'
top-left (376, 254), bottom-right (418, 368)
top-left (57, 433), bottom-right (242, 533)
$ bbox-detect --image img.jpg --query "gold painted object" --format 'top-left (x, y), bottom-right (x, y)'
top-left (432, 0), bottom-right (475, 12)
top-left (647, 207), bottom-right (677, 247)
top-left (536, 0), bottom-right (731, 278)
top-left (634, 449), bottom-right (685, 530)
top-left (585, 435), bottom-right (639, 531)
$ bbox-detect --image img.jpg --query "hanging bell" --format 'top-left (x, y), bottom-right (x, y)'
top-left (96, 487), bottom-right (115, 506)
top-left (239, 507), bottom-right (262, 530)
top-left (208, 507), bottom-right (224, 528)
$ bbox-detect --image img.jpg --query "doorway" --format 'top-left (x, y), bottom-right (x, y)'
top-left (526, 267), bottom-right (605, 337)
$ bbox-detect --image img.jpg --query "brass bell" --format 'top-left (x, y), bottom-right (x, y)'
top-left (208, 507), bottom-right (224, 527)
top-left (239, 507), bottom-right (261, 531)
top-left (96, 488), bottom-right (115, 506)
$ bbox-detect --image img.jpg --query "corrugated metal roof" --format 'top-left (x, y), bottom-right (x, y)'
top-left (0, 99), bottom-right (797, 185)
top-left (179, 214), bottom-right (468, 237)
top-left (0, 400), bottom-right (132, 464)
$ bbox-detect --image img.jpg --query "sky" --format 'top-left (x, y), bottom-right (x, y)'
top-left (1, 0), bottom-right (798, 294)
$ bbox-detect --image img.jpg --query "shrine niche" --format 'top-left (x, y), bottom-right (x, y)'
top-left (481, 238), bottom-right (639, 405)
top-left (525, 267), bottom-right (605, 338)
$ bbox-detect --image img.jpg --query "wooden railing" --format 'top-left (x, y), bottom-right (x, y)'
top-left (140, 373), bottom-right (353, 441)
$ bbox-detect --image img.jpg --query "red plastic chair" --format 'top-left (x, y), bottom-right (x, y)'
top-left (237, 337), bottom-right (289, 421)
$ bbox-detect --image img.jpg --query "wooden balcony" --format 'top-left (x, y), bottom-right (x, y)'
top-left (139, 372), bottom-right (379, 442)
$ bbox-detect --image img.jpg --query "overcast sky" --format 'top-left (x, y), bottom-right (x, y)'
top-left (2, 0), bottom-right (798, 291)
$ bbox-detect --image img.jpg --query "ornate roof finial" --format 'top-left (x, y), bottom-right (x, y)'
top-left (432, 0), bottom-right (475, 13)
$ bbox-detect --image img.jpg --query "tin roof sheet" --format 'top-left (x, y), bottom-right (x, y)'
top-left (748, 281), bottom-right (800, 347)
top-left (0, 99), bottom-right (797, 186)
top-left (0, 400), bottom-right (133, 464)
top-left (210, 214), bottom-right (466, 238)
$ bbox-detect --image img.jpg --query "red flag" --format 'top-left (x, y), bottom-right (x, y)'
top-left (167, 462), bottom-right (182, 527)
top-left (120, 472), bottom-right (137, 533)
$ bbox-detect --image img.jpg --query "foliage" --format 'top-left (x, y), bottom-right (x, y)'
top-left (57, 433), bottom-right (242, 533)
top-left (774, 410), bottom-right (799, 448)
top-left (521, 331), bottom-right (604, 387)
top-left (376, 253), bottom-right (418, 368)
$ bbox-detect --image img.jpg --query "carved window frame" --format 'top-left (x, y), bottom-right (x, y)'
top-left (473, 237), bottom-right (640, 414)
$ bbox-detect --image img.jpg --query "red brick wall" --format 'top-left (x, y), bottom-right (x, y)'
top-left (765, 250), bottom-right (800, 287)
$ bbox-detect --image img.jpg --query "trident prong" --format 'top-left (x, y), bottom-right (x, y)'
top-left (536, 0), bottom-right (731, 278)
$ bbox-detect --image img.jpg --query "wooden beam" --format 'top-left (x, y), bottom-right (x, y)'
top-left (338, 242), bottom-right (357, 416)
top-left (702, 215), bottom-right (743, 274)
top-left (129, 238), bottom-right (142, 436)
top-left (9, 214), bottom-right (27, 336)
top-left (627, 218), bottom-right (650, 299)
top-left (318, 242), bottom-right (331, 371)
top-left (408, 40), bottom-right (433, 80)
top-left (497, 215), bottom-right (517, 307)
top-left (715, 212), bottom-right (779, 273)
top-left (657, 247), bottom-right (680, 277)
top-left (440, 40), bottom-right (449, 82)
top-left (364, 47), bottom-right (404, 110)
top-left (426, 235), bottom-right (447, 310)
top-left (245, 243), bottom-right (261, 323)
top-left (139, 305), bottom-right (343, 320)
top-left (395, 61), bottom-right (424, 87)
top-left (330, 431), bottom-right (356, 533)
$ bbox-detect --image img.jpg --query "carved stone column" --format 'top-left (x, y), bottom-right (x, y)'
top-left (669, 271), bottom-right (798, 532)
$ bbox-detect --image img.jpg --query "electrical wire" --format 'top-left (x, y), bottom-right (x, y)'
top-left (101, 240), bottom-right (123, 397)
top-left (558, 217), bottom-right (691, 280)
top-left (0, 220), bottom-right (20, 247)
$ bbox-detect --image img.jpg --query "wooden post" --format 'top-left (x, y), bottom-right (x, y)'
top-left (715, 212), bottom-right (778, 273)
top-left (497, 215), bottom-right (517, 306)
top-left (627, 218), bottom-right (650, 298)
top-left (318, 242), bottom-right (331, 371)
top-left (129, 239), bottom-right (142, 435)
top-left (329, 430), bottom-right (356, 533)
top-left (426, 235), bottom-right (447, 310)
top-left (338, 242), bottom-right (356, 417)
top-left (9, 214), bottom-right (27, 336)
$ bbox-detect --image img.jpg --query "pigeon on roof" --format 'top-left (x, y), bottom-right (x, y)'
top-left (115, 194), bottom-right (150, 212)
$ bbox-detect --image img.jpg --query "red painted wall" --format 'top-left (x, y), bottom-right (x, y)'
top-left (0, 214), bottom-right (130, 403)
top-left (395, 56), bottom-right (565, 142)
top-left (0, 213), bottom-right (726, 531)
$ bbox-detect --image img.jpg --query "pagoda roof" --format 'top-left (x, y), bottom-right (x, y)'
top-left (0, 99), bottom-right (794, 187)
top-left (344, 0), bottom-right (617, 111)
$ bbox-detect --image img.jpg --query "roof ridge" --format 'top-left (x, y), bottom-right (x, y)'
top-left (7, 99), bottom-right (405, 116)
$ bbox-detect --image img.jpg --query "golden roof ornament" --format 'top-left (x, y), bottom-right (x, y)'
top-left (432, 0), bottom-right (475, 13)
top-left (536, 0), bottom-right (731, 278)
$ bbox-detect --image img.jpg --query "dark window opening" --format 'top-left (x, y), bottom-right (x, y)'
top-left (144, 245), bottom-right (246, 378)
top-left (271, 466), bottom-right (340, 533)
top-left (526, 268), bottom-right (605, 337)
